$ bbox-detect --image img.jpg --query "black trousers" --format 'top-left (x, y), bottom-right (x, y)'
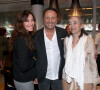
top-left (38, 78), bottom-right (62, 90)
top-left (97, 54), bottom-right (100, 76)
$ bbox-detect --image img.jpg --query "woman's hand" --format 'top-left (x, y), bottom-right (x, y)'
top-left (33, 78), bottom-right (38, 84)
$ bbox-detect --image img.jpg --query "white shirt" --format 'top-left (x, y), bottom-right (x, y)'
top-left (44, 28), bottom-right (60, 80)
top-left (95, 33), bottom-right (100, 54)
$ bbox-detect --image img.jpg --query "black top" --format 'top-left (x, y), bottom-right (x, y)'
top-left (13, 36), bottom-right (36, 82)
top-left (35, 26), bottom-right (68, 82)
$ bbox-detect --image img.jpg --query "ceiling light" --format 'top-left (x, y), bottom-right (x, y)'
top-left (49, 0), bottom-right (61, 23)
top-left (68, 0), bottom-right (83, 16)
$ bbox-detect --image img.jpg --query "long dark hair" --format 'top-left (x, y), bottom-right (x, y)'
top-left (10, 10), bottom-right (36, 51)
top-left (0, 27), bottom-right (7, 36)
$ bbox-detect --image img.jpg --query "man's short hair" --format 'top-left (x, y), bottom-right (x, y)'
top-left (43, 8), bottom-right (58, 18)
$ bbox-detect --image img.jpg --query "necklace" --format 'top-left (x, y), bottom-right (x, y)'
top-left (72, 39), bottom-right (79, 49)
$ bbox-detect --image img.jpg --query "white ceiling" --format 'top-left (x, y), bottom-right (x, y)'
top-left (0, 0), bottom-right (99, 12)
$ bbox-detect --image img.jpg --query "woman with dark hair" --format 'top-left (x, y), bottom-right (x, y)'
top-left (0, 27), bottom-right (9, 71)
top-left (10, 10), bottom-right (36, 90)
top-left (62, 16), bottom-right (100, 90)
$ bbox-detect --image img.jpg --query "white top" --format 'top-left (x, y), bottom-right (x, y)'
top-left (95, 33), bottom-right (100, 54)
top-left (44, 28), bottom-right (60, 80)
top-left (64, 35), bottom-right (87, 90)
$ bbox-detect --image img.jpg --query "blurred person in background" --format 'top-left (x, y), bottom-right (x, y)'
top-left (0, 27), bottom-right (9, 71)
top-left (65, 25), bottom-right (71, 35)
top-left (10, 10), bottom-right (37, 90)
top-left (95, 24), bottom-right (100, 76)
